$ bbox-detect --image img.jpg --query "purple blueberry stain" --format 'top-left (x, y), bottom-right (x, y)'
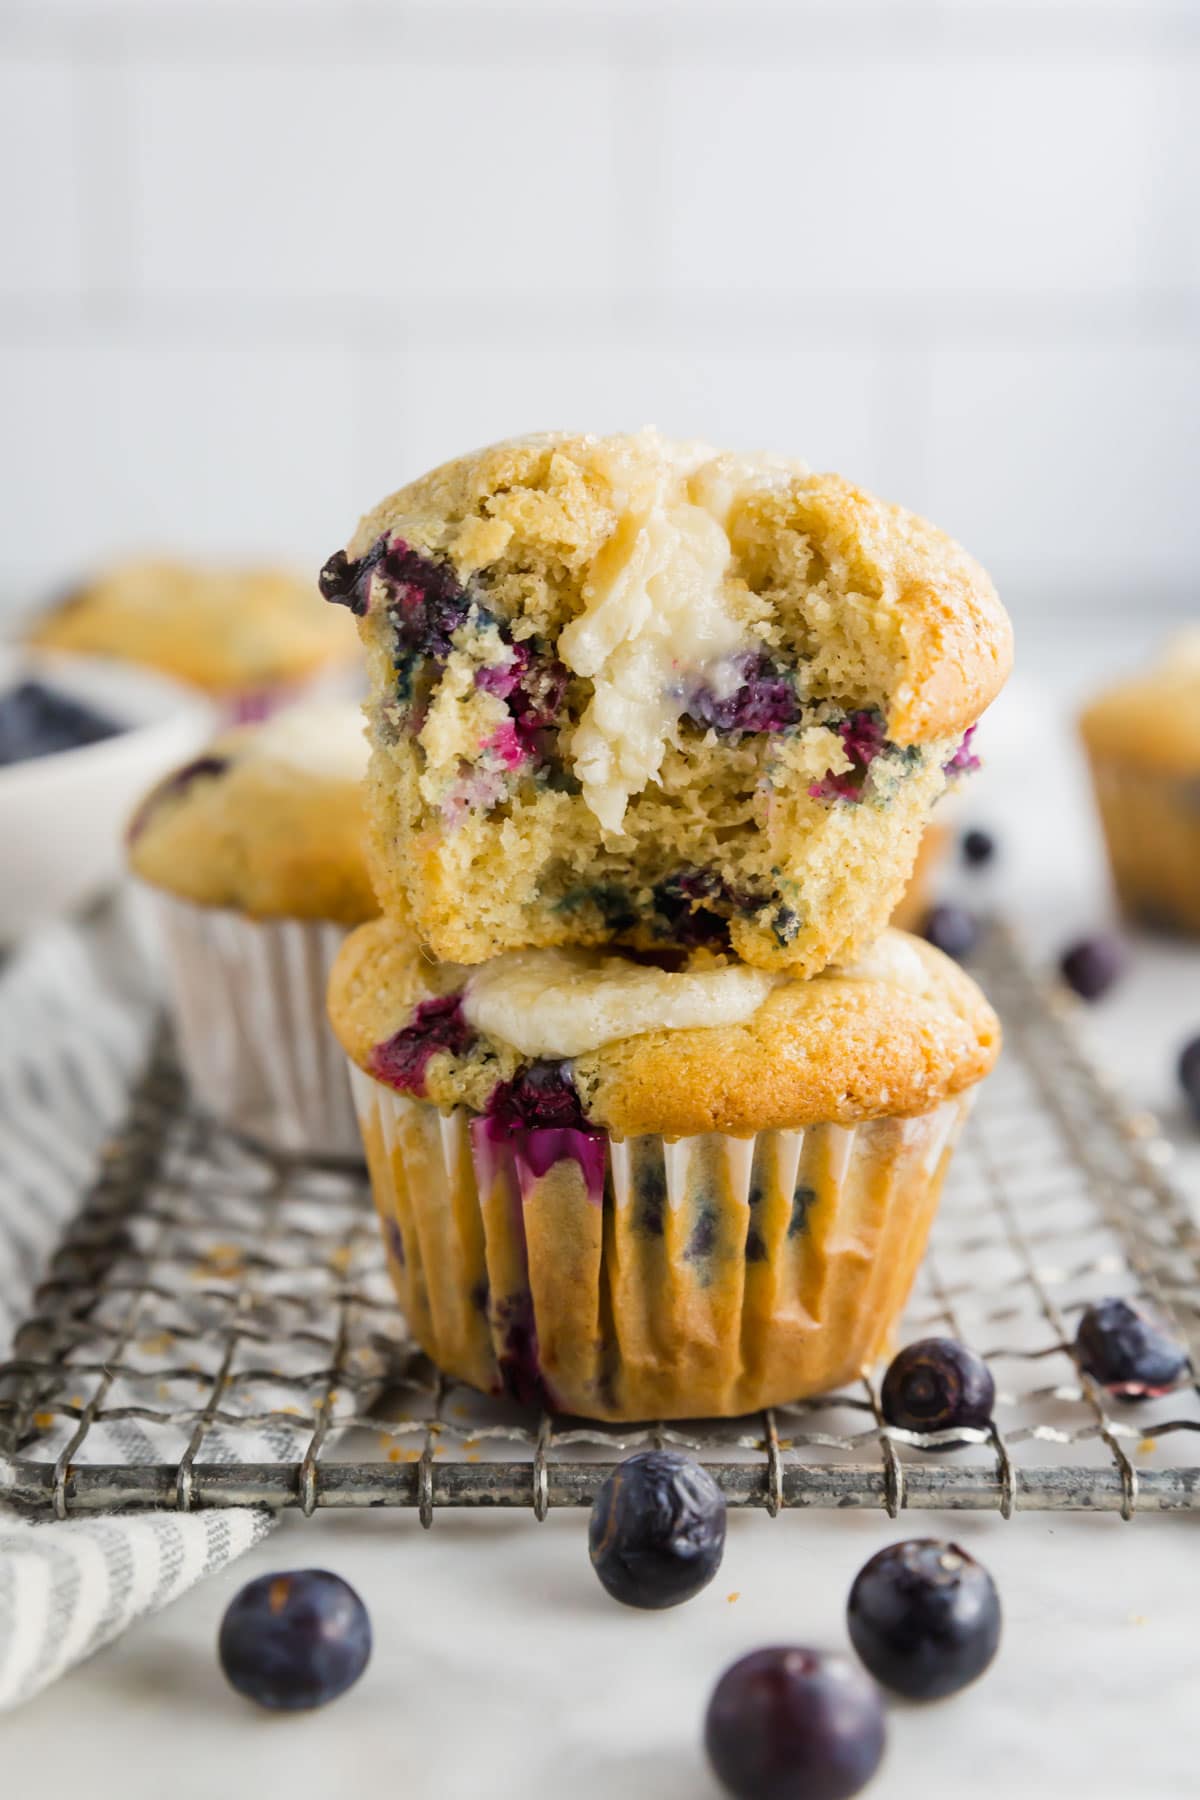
top-left (126, 753), bottom-right (231, 843)
top-left (686, 654), bottom-right (801, 737)
top-left (944, 724), bottom-right (981, 778)
top-left (789, 1183), bottom-right (816, 1238)
top-left (490, 1293), bottom-right (550, 1410)
top-left (367, 993), bottom-right (475, 1099)
top-left (808, 708), bottom-right (891, 803)
top-left (383, 1217), bottom-right (405, 1268)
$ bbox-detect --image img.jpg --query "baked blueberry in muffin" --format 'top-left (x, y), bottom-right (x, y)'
top-left (322, 431), bottom-right (1011, 975)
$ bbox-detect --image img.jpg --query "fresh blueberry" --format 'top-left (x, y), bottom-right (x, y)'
top-left (881, 1337), bottom-right (995, 1442)
top-left (705, 1646), bottom-right (885, 1800)
top-left (1058, 935), bottom-right (1125, 1001)
top-left (1073, 1297), bottom-right (1188, 1398)
top-left (588, 1449), bottom-right (726, 1610)
top-left (847, 1540), bottom-right (1001, 1701)
top-left (920, 904), bottom-right (980, 961)
top-left (1177, 1036), bottom-right (1200, 1123)
top-left (218, 1569), bottom-right (371, 1711)
top-left (961, 828), bottom-right (996, 868)
top-left (0, 680), bottom-right (121, 767)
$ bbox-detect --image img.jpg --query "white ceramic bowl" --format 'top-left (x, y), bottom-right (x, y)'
top-left (0, 647), bottom-right (214, 944)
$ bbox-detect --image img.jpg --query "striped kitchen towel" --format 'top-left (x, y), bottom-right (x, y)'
top-left (0, 898), bottom-right (280, 1709)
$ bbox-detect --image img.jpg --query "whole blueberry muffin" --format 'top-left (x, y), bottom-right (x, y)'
top-left (1080, 631), bottom-right (1200, 936)
top-left (329, 918), bottom-right (1000, 1420)
top-left (131, 703), bottom-right (376, 1157)
top-left (320, 431), bottom-right (1010, 976)
top-left (31, 557), bottom-right (357, 718)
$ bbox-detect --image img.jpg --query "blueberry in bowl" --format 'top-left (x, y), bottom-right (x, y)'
top-left (1073, 1297), bottom-right (1188, 1399)
top-left (705, 1645), bottom-right (886, 1799)
top-left (880, 1336), bottom-right (995, 1445)
top-left (0, 650), bottom-right (211, 944)
top-left (218, 1569), bottom-right (371, 1710)
top-left (0, 679), bottom-right (121, 766)
top-left (847, 1539), bottom-right (1001, 1700)
top-left (588, 1448), bottom-right (726, 1609)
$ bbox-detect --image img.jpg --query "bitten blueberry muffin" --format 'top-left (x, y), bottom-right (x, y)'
top-left (329, 919), bottom-right (1000, 1420)
top-left (321, 431), bottom-right (1011, 976)
top-left (1080, 631), bottom-right (1200, 936)
top-left (31, 557), bottom-right (357, 713)
top-left (131, 703), bottom-right (376, 1157)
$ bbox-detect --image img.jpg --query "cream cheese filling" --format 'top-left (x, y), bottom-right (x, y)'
top-left (241, 701), bottom-right (368, 782)
top-left (462, 946), bottom-right (782, 1059)
top-left (558, 433), bottom-right (789, 835)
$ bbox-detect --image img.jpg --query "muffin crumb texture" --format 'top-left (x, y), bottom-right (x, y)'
top-left (323, 431), bottom-right (1012, 974)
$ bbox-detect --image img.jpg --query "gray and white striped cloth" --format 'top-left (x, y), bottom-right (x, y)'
top-left (0, 899), bottom-right (275, 1709)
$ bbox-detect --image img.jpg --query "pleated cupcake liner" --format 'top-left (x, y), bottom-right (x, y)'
top-left (347, 1060), bottom-right (970, 1422)
top-left (1086, 752), bottom-right (1200, 936)
top-left (149, 891), bottom-right (361, 1159)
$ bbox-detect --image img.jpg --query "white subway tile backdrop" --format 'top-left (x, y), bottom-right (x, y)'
top-left (0, 0), bottom-right (1196, 620)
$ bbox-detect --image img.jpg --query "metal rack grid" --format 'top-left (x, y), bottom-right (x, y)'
top-left (1, 923), bottom-right (1198, 1523)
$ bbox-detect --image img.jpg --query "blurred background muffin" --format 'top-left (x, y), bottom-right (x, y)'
top-left (30, 557), bottom-right (359, 722)
top-left (129, 701), bottom-right (376, 1158)
top-left (1079, 631), bottom-right (1200, 937)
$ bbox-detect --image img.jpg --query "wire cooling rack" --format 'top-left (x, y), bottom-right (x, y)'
top-left (1, 924), bottom-right (1198, 1523)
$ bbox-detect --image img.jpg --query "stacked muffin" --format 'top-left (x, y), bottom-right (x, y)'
top-left (318, 431), bottom-right (1011, 1422)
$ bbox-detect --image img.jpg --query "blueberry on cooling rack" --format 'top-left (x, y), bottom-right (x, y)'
top-left (847, 1539), bottom-right (1001, 1701)
top-left (880, 1337), bottom-right (995, 1443)
top-left (1178, 1035), bottom-right (1200, 1123)
top-left (961, 827), bottom-right (997, 868)
top-left (218, 1569), bottom-right (371, 1710)
top-left (705, 1646), bottom-right (886, 1800)
top-left (1058, 934), bottom-right (1126, 1001)
top-left (588, 1449), bottom-right (726, 1609)
top-left (920, 903), bottom-right (980, 961)
top-left (1073, 1297), bottom-right (1188, 1399)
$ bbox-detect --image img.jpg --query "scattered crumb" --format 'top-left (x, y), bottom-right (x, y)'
top-left (465, 1451), bottom-right (481, 1464)
top-left (328, 1246), bottom-right (352, 1275)
top-left (1129, 1613), bottom-right (1147, 1627)
top-left (32, 1411), bottom-right (56, 1430)
top-left (1138, 1438), bottom-right (1157, 1456)
top-left (726, 1591), bottom-right (741, 1605)
top-left (139, 1332), bottom-right (174, 1356)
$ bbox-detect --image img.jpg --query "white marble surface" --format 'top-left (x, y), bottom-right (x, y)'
top-left (5, 621), bottom-right (1200, 1798)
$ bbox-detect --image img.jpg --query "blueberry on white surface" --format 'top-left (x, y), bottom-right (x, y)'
top-left (705, 1646), bottom-right (886, 1800)
top-left (1178, 1035), bottom-right (1200, 1123)
top-left (847, 1540), bottom-right (1001, 1700)
top-left (588, 1449), bottom-right (726, 1609)
top-left (961, 827), bottom-right (996, 868)
top-left (218, 1569), bottom-right (371, 1710)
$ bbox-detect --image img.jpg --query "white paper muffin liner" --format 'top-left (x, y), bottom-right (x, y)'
top-left (346, 1060), bottom-right (970, 1421)
top-left (150, 891), bottom-right (360, 1159)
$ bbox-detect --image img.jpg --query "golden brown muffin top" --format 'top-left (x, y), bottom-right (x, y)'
top-left (343, 431), bottom-right (1012, 748)
top-left (129, 703), bottom-right (377, 924)
top-left (1079, 630), bottom-right (1200, 775)
top-left (328, 916), bottom-right (1000, 1138)
top-left (31, 557), bottom-right (357, 693)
